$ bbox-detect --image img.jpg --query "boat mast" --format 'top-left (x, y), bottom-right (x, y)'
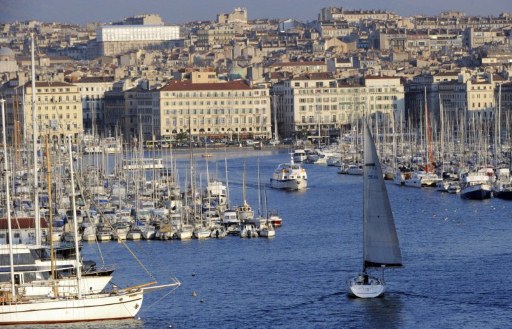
top-left (31, 33), bottom-right (41, 245)
top-left (242, 160), bottom-right (247, 205)
top-left (45, 135), bottom-right (59, 297)
top-left (1, 98), bottom-right (16, 302)
top-left (273, 94), bottom-right (279, 142)
top-left (424, 87), bottom-right (433, 173)
top-left (68, 136), bottom-right (82, 298)
top-left (224, 148), bottom-right (230, 209)
top-left (362, 117), bottom-right (367, 273)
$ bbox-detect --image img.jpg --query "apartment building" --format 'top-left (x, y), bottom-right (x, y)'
top-left (123, 86), bottom-right (159, 144)
top-left (2, 81), bottom-right (83, 145)
top-left (74, 76), bottom-right (115, 136)
top-left (158, 79), bottom-right (271, 141)
top-left (272, 74), bottom-right (404, 139)
top-left (195, 25), bottom-right (237, 49)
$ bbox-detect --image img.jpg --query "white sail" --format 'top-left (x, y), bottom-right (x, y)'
top-left (363, 121), bottom-right (402, 268)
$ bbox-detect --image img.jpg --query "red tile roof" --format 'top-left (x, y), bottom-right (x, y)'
top-left (0, 217), bottom-right (48, 230)
top-left (159, 80), bottom-right (251, 91)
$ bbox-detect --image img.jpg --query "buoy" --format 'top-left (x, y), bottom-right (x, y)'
top-left (200, 299), bottom-right (204, 303)
top-left (192, 272), bottom-right (196, 277)
top-left (192, 291), bottom-right (197, 297)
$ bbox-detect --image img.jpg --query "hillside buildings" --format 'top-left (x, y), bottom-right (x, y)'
top-left (0, 7), bottom-right (512, 145)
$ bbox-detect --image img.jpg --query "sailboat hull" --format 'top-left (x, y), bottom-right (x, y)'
top-left (0, 291), bottom-right (143, 324)
top-left (348, 275), bottom-right (386, 298)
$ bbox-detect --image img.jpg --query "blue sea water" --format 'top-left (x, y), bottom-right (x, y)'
top-left (22, 149), bottom-right (512, 328)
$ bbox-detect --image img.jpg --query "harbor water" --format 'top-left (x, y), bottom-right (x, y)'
top-left (21, 149), bottom-right (512, 328)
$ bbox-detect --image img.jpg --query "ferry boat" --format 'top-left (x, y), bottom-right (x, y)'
top-left (122, 158), bottom-right (164, 170)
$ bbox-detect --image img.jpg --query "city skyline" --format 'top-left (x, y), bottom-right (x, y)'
top-left (1, 0), bottom-right (510, 25)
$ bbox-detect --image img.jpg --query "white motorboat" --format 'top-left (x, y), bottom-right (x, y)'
top-left (493, 168), bottom-right (512, 200)
top-left (346, 164), bottom-right (363, 175)
top-left (270, 155), bottom-right (308, 191)
top-left (459, 169), bottom-right (493, 200)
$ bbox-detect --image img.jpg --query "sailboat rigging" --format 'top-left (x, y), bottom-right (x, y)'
top-left (348, 120), bottom-right (403, 298)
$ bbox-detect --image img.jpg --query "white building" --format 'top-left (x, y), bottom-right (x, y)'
top-left (97, 25), bottom-right (180, 42)
top-left (96, 25), bottom-right (181, 55)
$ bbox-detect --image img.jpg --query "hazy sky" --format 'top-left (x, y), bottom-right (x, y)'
top-left (0, 0), bottom-right (509, 25)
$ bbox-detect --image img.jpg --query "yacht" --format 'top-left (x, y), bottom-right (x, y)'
top-left (270, 155), bottom-right (308, 191)
top-left (459, 168), bottom-right (493, 200)
top-left (292, 149), bottom-right (307, 163)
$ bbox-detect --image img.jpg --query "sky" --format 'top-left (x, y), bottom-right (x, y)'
top-left (0, 0), bottom-right (510, 25)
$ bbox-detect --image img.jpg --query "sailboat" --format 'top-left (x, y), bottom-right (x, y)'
top-left (348, 120), bottom-right (403, 298)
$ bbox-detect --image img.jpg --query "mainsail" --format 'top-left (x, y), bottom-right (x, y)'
top-left (363, 121), bottom-right (402, 268)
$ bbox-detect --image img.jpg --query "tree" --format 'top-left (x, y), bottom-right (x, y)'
top-left (175, 132), bottom-right (189, 145)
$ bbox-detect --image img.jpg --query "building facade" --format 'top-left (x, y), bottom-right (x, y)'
top-left (96, 25), bottom-right (180, 56)
top-left (158, 80), bottom-right (271, 141)
top-left (74, 76), bottom-right (115, 136)
top-left (2, 81), bottom-right (83, 145)
top-left (272, 74), bottom-right (405, 139)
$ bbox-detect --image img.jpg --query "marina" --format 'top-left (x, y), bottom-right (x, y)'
top-left (1, 147), bottom-right (512, 327)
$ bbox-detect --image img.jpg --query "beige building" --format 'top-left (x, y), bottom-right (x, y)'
top-left (319, 7), bottom-right (397, 23)
top-left (158, 80), bottom-right (271, 141)
top-left (195, 25), bottom-right (238, 49)
top-left (217, 8), bottom-right (248, 24)
top-left (2, 81), bottom-right (83, 145)
top-left (272, 74), bottom-right (404, 139)
top-left (466, 79), bottom-right (495, 118)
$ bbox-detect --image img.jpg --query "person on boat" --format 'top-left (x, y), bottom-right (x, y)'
top-left (363, 274), bottom-right (369, 284)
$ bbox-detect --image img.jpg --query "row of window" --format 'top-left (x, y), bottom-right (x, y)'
top-left (164, 117), bottom-right (266, 126)
top-left (163, 108), bottom-right (267, 115)
top-left (295, 87), bottom-right (400, 94)
top-left (79, 87), bottom-right (112, 92)
top-left (163, 100), bottom-right (267, 106)
top-left (38, 113), bottom-right (78, 119)
top-left (36, 88), bottom-right (71, 93)
top-left (38, 123), bottom-right (79, 130)
top-left (37, 96), bottom-right (78, 102)
top-left (38, 106), bottom-right (78, 111)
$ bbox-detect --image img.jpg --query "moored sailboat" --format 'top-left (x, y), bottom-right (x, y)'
top-left (348, 121), bottom-right (403, 298)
